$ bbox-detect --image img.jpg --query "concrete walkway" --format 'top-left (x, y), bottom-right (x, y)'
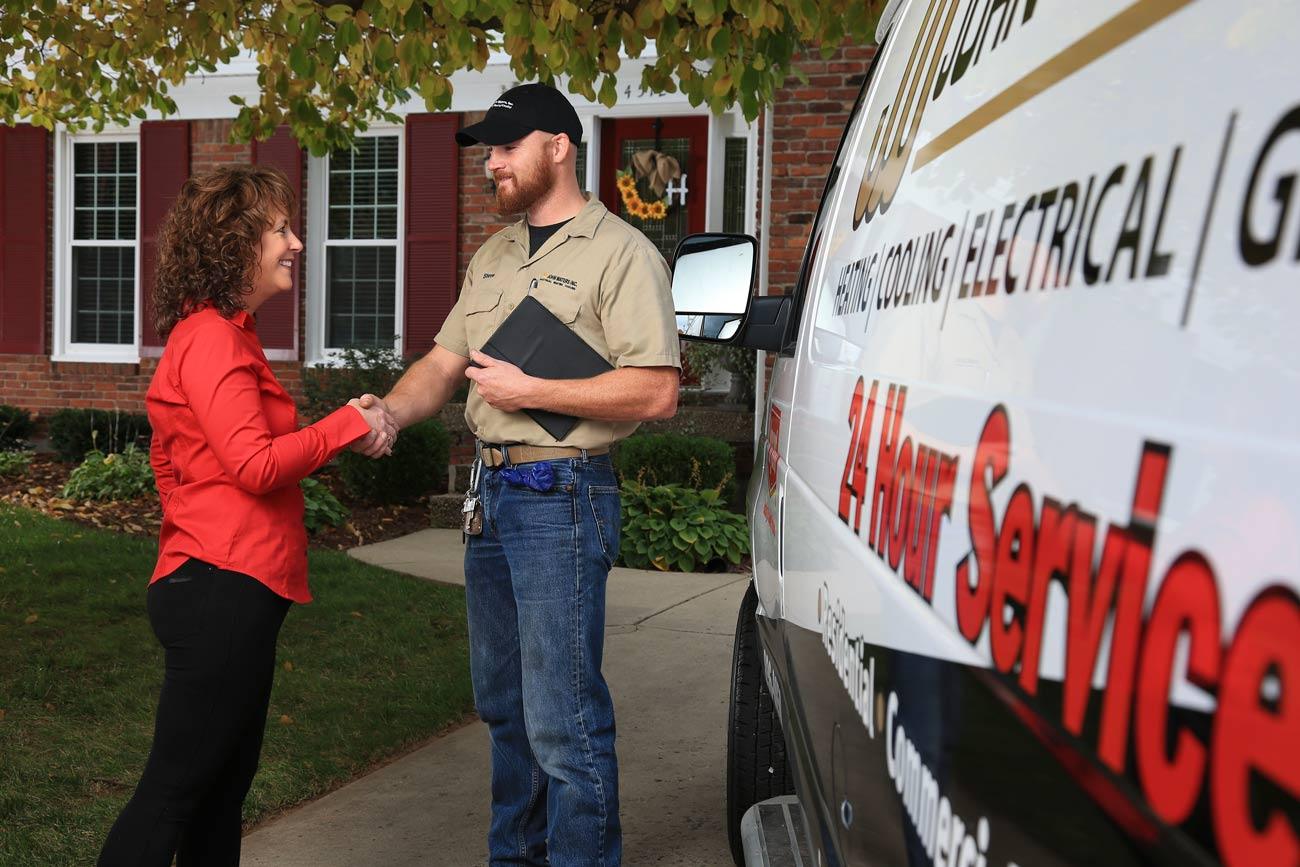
top-left (241, 529), bottom-right (747, 866)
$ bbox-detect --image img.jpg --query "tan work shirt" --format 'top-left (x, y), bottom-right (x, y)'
top-left (434, 198), bottom-right (681, 450)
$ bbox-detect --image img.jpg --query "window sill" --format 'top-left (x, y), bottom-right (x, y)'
top-left (50, 350), bottom-right (142, 365)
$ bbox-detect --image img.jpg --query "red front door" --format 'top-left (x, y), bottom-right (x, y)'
top-left (599, 116), bottom-right (708, 263)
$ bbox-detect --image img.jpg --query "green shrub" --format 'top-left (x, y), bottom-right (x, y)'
top-left (337, 419), bottom-right (449, 505)
top-left (301, 477), bottom-right (349, 534)
top-left (48, 408), bottom-right (152, 462)
top-left (0, 449), bottom-right (33, 477)
top-left (300, 345), bottom-right (414, 423)
top-left (62, 445), bottom-right (154, 502)
top-left (618, 481), bottom-right (749, 572)
top-left (0, 405), bottom-right (35, 450)
top-left (615, 432), bottom-right (736, 501)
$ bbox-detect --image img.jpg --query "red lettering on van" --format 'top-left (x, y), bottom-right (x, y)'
top-left (952, 423), bottom-right (1299, 865)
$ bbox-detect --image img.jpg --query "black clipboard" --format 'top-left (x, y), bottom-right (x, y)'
top-left (474, 295), bottom-right (614, 440)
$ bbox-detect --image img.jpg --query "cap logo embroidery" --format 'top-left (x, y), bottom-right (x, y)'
top-left (492, 99), bottom-right (514, 110)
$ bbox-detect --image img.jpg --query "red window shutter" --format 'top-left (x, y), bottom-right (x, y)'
top-left (139, 120), bottom-right (190, 351)
top-left (0, 125), bottom-right (49, 355)
top-left (251, 126), bottom-right (304, 355)
top-left (404, 113), bottom-right (460, 357)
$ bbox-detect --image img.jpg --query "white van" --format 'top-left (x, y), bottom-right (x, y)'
top-left (669, 1), bottom-right (1300, 865)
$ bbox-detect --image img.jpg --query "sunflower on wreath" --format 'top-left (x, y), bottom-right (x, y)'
top-left (615, 149), bottom-right (681, 222)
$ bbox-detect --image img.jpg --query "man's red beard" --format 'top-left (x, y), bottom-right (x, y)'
top-left (495, 148), bottom-right (554, 216)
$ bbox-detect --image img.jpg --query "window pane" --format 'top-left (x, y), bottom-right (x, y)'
top-left (74, 141), bottom-right (137, 242)
top-left (376, 208), bottom-right (396, 238)
top-left (350, 207), bottom-right (374, 241)
top-left (72, 247), bottom-right (135, 345)
top-left (74, 208), bottom-right (97, 241)
top-left (329, 169), bottom-right (352, 206)
top-left (96, 143), bottom-right (117, 175)
top-left (326, 246), bottom-right (396, 349)
top-left (327, 135), bottom-right (398, 240)
top-left (118, 142), bottom-right (137, 173)
top-left (723, 137), bottom-right (748, 235)
top-left (95, 176), bottom-right (116, 209)
top-left (74, 175), bottom-right (95, 208)
top-left (74, 143), bottom-right (94, 173)
top-left (376, 137), bottom-right (398, 170)
top-left (377, 171), bottom-right (397, 205)
top-left (118, 176), bottom-right (136, 212)
top-left (329, 207), bottom-right (351, 239)
top-left (96, 209), bottom-right (116, 239)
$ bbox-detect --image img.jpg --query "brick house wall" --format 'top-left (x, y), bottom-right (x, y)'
top-left (764, 43), bottom-right (877, 298)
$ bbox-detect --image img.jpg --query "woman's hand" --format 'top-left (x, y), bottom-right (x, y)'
top-left (348, 397), bottom-right (399, 458)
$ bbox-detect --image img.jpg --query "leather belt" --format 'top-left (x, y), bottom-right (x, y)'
top-left (478, 442), bottom-right (609, 468)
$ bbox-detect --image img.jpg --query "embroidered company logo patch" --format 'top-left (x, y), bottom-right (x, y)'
top-left (541, 274), bottom-right (578, 291)
top-left (492, 99), bottom-right (514, 111)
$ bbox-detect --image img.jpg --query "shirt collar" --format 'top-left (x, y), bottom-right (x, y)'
top-left (194, 300), bottom-right (256, 331)
top-left (505, 196), bottom-right (608, 251)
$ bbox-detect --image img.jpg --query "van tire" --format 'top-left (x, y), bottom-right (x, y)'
top-left (726, 583), bottom-right (795, 866)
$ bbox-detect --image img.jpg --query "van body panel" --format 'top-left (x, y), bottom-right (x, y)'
top-left (752, 0), bottom-right (1300, 864)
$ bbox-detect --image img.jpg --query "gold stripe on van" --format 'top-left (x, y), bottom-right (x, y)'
top-left (913, 0), bottom-right (1198, 171)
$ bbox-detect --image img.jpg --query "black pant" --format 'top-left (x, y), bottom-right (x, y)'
top-left (99, 559), bottom-right (291, 867)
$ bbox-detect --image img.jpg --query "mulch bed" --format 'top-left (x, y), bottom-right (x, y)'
top-left (0, 455), bottom-right (433, 552)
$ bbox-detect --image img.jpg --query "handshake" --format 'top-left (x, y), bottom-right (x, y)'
top-left (346, 394), bottom-right (399, 459)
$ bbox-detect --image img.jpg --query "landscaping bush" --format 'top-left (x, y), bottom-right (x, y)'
top-left (300, 477), bottom-right (349, 534)
top-left (48, 408), bottom-right (151, 462)
top-left (300, 345), bottom-right (413, 422)
top-left (0, 404), bottom-right (35, 450)
top-left (62, 445), bottom-right (154, 502)
top-left (0, 449), bottom-right (33, 477)
top-left (615, 432), bottom-right (736, 502)
top-left (337, 418), bottom-right (449, 505)
top-left (618, 481), bottom-right (749, 572)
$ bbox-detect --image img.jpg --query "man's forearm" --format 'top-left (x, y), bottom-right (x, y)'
top-left (528, 366), bottom-right (678, 422)
top-left (384, 348), bottom-right (466, 428)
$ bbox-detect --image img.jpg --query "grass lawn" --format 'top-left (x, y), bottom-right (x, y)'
top-left (0, 504), bottom-right (473, 864)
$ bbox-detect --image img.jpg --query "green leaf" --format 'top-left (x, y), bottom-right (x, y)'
top-left (335, 18), bottom-right (360, 50)
top-left (289, 42), bottom-right (312, 76)
top-left (323, 3), bottom-right (353, 23)
top-left (598, 74), bottom-right (617, 108)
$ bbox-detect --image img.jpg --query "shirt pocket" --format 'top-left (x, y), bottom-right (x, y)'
top-left (529, 284), bottom-right (582, 328)
top-left (464, 288), bottom-right (505, 350)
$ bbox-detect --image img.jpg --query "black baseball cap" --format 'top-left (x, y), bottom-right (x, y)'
top-left (456, 82), bottom-right (583, 147)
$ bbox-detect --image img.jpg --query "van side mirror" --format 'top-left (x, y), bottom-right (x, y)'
top-left (670, 233), bottom-right (757, 343)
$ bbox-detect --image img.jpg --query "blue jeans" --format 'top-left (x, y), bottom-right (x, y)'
top-left (465, 454), bottom-right (623, 866)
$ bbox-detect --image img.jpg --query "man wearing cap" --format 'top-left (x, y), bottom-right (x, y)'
top-left (354, 82), bottom-right (680, 866)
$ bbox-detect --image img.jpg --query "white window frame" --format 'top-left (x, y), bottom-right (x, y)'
top-left (306, 125), bottom-right (406, 365)
top-left (51, 130), bottom-right (142, 363)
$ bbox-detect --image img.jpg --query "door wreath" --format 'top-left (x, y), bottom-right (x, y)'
top-left (615, 148), bottom-right (681, 222)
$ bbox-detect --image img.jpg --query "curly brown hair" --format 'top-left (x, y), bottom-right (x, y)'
top-left (152, 165), bottom-right (296, 339)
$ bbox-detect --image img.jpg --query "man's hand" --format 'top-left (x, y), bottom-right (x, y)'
top-left (349, 394), bottom-right (397, 458)
top-left (465, 350), bottom-right (537, 413)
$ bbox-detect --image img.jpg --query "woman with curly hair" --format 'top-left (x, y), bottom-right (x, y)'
top-left (98, 165), bottom-right (397, 867)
